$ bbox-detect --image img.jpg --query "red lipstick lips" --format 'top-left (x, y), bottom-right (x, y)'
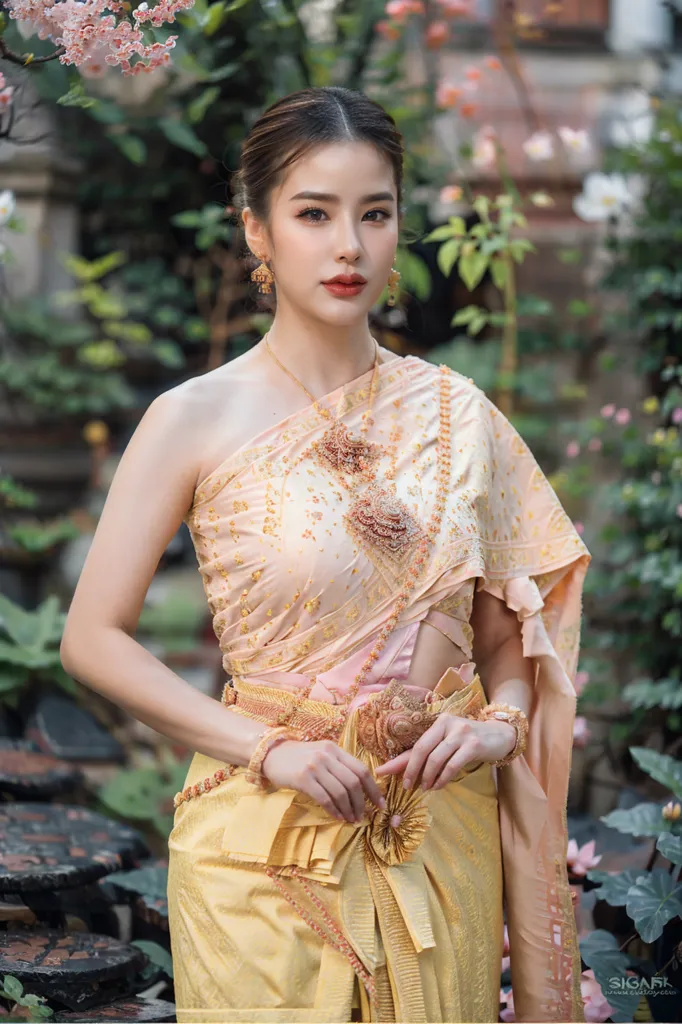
top-left (322, 273), bottom-right (367, 297)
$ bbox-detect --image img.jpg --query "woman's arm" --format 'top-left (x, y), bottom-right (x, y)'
top-left (60, 387), bottom-right (266, 767)
top-left (470, 587), bottom-right (534, 715)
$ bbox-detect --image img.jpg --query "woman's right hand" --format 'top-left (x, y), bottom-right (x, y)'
top-left (262, 739), bottom-right (386, 823)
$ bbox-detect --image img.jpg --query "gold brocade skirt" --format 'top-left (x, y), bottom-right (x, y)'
top-left (167, 674), bottom-right (505, 1023)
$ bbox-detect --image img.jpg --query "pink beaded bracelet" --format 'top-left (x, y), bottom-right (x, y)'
top-left (245, 725), bottom-right (300, 789)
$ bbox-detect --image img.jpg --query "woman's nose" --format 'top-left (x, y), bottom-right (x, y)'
top-left (335, 217), bottom-right (362, 262)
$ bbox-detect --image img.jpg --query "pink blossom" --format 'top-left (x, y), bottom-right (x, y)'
top-left (566, 440), bottom-right (580, 458)
top-left (436, 0), bottom-right (471, 15)
top-left (522, 130), bottom-right (554, 161)
top-left (5, 0), bottom-right (185, 74)
top-left (587, 438), bottom-right (602, 452)
top-left (464, 65), bottom-right (481, 81)
top-left (484, 54), bottom-right (502, 70)
top-left (573, 716), bottom-right (591, 747)
top-left (436, 81), bottom-right (462, 108)
top-left (459, 102), bottom-right (478, 119)
top-left (600, 403), bottom-right (616, 419)
top-left (615, 407), bottom-right (631, 425)
top-left (574, 521), bottom-right (585, 535)
top-left (385, 0), bottom-right (423, 18)
top-left (0, 72), bottom-right (5, 90)
top-left (558, 126), bottom-right (591, 156)
top-left (567, 838), bottom-right (602, 876)
top-left (581, 968), bottom-right (614, 1022)
top-left (672, 407), bottom-right (682, 425)
top-left (676, 504), bottom-right (682, 520)
top-left (575, 670), bottom-right (590, 696)
top-left (376, 19), bottom-right (401, 40)
top-left (500, 987), bottom-right (515, 1022)
top-left (425, 20), bottom-right (449, 47)
top-left (0, 87), bottom-right (14, 110)
top-left (440, 184), bottom-right (463, 203)
top-left (472, 126), bottom-right (497, 170)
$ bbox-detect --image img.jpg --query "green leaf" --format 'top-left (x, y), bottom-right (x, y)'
top-left (626, 870), bottom-right (682, 943)
top-left (468, 312), bottom-right (488, 336)
top-left (0, 593), bottom-right (37, 647)
top-left (558, 247), bottom-right (583, 265)
top-left (490, 257), bottom-right (508, 290)
top-left (586, 868), bottom-right (644, 906)
top-left (630, 747), bottom-right (682, 801)
top-left (509, 239), bottom-right (537, 264)
top-left (152, 341), bottom-right (185, 369)
top-left (424, 225), bottom-right (458, 243)
top-left (657, 832), bottom-right (682, 865)
top-left (472, 195), bottom-right (490, 220)
top-left (112, 134), bottom-right (147, 166)
top-left (159, 118), bottom-right (208, 158)
top-left (172, 210), bottom-right (203, 228)
top-left (57, 83), bottom-right (97, 109)
top-left (132, 939), bottom-right (174, 979)
top-left (458, 251), bottom-right (488, 292)
top-left (2, 975), bottom-right (24, 1001)
top-left (187, 86), bottom-right (220, 124)
top-left (202, 0), bottom-right (226, 34)
top-left (600, 800), bottom-right (677, 838)
top-left (437, 239), bottom-right (461, 278)
top-left (579, 930), bottom-right (641, 1023)
top-left (451, 305), bottom-right (482, 326)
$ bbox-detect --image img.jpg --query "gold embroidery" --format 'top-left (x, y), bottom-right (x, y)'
top-left (343, 482), bottom-right (426, 573)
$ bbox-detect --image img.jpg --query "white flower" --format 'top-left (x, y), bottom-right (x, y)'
top-left (522, 130), bottom-right (554, 162)
top-left (0, 190), bottom-right (16, 228)
top-left (610, 88), bottom-right (654, 149)
top-left (558, 126), bottom-right (590, 157)
top-left (573, 173), bottom-right (632, 222)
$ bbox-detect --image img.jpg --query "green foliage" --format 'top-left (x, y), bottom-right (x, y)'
top-left (99, 752), bottom-right (190, 836)
top-left (0, 594), bottom-right (76, 707)
top-left (0, 975), bottom-right (53, 1021)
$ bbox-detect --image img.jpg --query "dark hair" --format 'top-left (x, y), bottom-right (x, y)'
top-left (231, 86), bottom-right (405, 226)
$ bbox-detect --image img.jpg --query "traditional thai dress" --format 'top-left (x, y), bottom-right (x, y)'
top-left (167, 354), bottom-right (590, 1024)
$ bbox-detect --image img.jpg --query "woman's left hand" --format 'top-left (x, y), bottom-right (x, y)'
top-left (373, 714), bottom-right (517, 791)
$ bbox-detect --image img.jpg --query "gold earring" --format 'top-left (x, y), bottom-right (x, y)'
top-left (387, 266), bottom-right (401, 307)
top-left (251, 253), bottom-right (275, 294)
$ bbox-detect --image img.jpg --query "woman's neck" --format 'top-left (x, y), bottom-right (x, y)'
top-left (263, 309), bottom-right (381, 397)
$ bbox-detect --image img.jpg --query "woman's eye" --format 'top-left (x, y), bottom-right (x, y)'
top-left (296, 207), bottom-right (391, 223)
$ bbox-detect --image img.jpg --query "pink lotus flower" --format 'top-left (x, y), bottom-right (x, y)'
top-left (440, 185), bottom-right (463, 203)
top-left (567, 838), bottom-right (602, 876)
top-left (672, 407), bottom-right (682, 425)
top-left (425, 20), bottom-right (449, 47)
top-left (575, 670), bottom-right (590, 696)
top-left (601, 404), bottom-right (616, 419)
top-left (522, 130), bottom-right (554, 161)
top-left (566, 440), bottom-right (580, 458)
top-left (581, 968), bottom-right (614, 1022)
top-left (500, 986), bottom-right (515, 1022)
top-left (573, 716), bottom-right (591, 747)
top-left (615, 408), bottom-right (631, 425)
top-left (436, 81), bottom-right (462, 108)
top-left (588, 438), bottom-right (603, 452)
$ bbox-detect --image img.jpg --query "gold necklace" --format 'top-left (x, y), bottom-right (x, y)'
top-left (264, 331), bottom-right (381, 437)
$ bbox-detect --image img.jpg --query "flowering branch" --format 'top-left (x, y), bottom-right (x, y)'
top-left (0, 34), bottom-right (65, 65)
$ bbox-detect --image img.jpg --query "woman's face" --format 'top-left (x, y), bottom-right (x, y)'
top-left (245, 140), bottom-right (400, 325)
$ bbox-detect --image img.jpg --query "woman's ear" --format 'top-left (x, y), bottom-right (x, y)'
top-left (242, 207), bottom-right (269, 260)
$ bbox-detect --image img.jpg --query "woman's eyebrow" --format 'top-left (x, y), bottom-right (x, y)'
top-left (289, 190), bottom-right (395, 203)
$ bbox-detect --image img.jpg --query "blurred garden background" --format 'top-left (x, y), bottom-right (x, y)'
top-left (1, 0), bottom-right (682, 1021)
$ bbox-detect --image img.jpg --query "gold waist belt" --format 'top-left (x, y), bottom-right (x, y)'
top-left (223, 669), bottom-right (488, 765)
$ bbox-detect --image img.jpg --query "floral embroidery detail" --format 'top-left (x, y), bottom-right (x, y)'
top-left (344, 483), bottom-right (426, 571)
top-left (312, 420), bottom-right (383, 476)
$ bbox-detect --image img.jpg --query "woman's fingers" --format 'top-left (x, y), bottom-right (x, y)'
top-left (335, 748), bottom-right (386, 809)
top-left (327, 761), bottom-right (369, 821)
top-left (431, 742), bottom-right (482, 790)
top-left (401, 721), bottom-right (446, 790)
top-left (317, 767), bottom-right (360, 822)
top-left (306, 778), bottom-right (348, 822)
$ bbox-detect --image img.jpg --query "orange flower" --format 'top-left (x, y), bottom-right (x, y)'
top-left (376, 19), bottom-right (401, 40)
top-left (484, 54), bottom-right (501, 70)
top-left (460, 102), bottom-right (478, 119)
top-left (464, 65), bottom-right (481, 81)
top-left (436, 81), bottom-right (462, 108)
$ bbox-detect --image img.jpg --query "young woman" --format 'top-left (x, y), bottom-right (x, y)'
top-left (61, 87), bottom-right (590, 1023)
